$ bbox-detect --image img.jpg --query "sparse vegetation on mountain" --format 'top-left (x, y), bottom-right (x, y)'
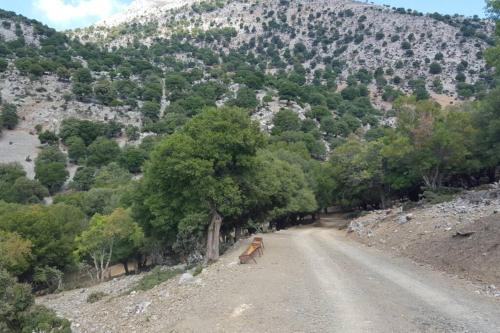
top-left (1, 4), bottom-right (500, 325)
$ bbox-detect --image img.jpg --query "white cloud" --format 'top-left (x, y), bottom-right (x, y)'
top-left (35, 0), bottom-right (124, 24)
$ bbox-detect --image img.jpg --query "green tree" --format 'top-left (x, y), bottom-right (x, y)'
top-left (142, 107), bottom-right (265, 261)
top-left (231, 87), bottom-right (258, 109)
top-left (429, 62), bottom-right (442, 74)
top-left (0, 162), bottom-right (26, 183)
top-left (0, 268), bottom-right (34, 331)
top-left (66, 135), bottom-right (87, 163)
top-left (0, 202), bottom-right (86, 272)
top-left (0, 269), bottom-right (70, 332)
top-left (119, 146), bottom-right (148, 173)
top-left (71, 166), bottom-right (96, 191)
top-left (141, 101), bottom-right (161, 121)
top-left (6, 177), bottom-right (49, 204)
top-left (93, 163), bottom-right (131, 188)
top-left (272, 109), bottom-right (302, 135)
top-left (94, 79), bottom-right (117, 106)
top-left (38, 130), bottom-right (59, 145)
top-left (34, 147), bottom-right (68, 193)
top-left (75, 208), bottom-right (143, 280)
top-left (1, 103), bottom-right (19, 130)
top-left (0, 231), bottom-right (32, 276)
top-left (86, 137), bottom-right (121, 167)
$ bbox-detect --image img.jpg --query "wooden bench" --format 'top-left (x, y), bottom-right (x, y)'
top-left (253, 237), bottom-right (264, 250)
top-left (239, 237), bottom-right (264, 264)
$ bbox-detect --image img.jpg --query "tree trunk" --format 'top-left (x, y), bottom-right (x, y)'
top-left (122, 261), bottom-right (130, 275)
top-left (205, 210), bottom-right (222, 263)
top-left (234, 225), bottom-right (242, 243)
top-left (488, 167), bottom-right (497, 183)
top-left (423, 165), bottom-right (441, 190)
top-left (380, 190), bottom-right (387, 209)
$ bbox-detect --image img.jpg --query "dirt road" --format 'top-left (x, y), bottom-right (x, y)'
top-left (41, 224), bottom-right (500, 333)
top-left (173, 226), bottom-right (500, 333)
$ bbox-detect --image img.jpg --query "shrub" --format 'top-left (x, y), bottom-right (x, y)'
top-left (192, 265), bottom-right (203, 277)
top-left (86, 137), bottom-right (121, 167)
top-left (19, 305), bottom-right (71, 333)
top-left (429, 62), bottom-right (442, 74)
top-left (38, 130), bottom-right (59, 145)
top-left (86, 291), bottom-right (107, 303)
top-left (132, 266), bottom-right (183, 292)
top-left (1, 103), bottom-right (18, 130)
top-left (33, 266), bottom-right (63, 293)
top-left (422, 187), bottom-right (462, 204)
top-left (34, 147), bottom-right (68, 193)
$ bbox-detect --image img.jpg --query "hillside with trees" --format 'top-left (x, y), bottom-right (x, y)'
top-left (0, 0), bottom-right (500, 331)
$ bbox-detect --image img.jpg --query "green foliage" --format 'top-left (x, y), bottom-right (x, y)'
top-left (132, 266), bottom-right (183, 292)
top-left (125, 125), bottom-right (140, 141)
top-left (141, 101), bottom-right (161, 121)
top-left (231, 87), bottom-right (258, 109)
top-left (0, 58), bottom-right (8, 72)
top-left (2, 177), bottom-right (49, 204)
top-left (60, 118), bottom-right (121, 146)
top-left (38, 130), bottom-right (59, 145)
top-left (0, 231), bottom-right (32, 276)
top-left (0, 268), bottom-right (34, 331)
top-left (86, 291), bottom-right (107, 303)
top-left (75, 208), bottom-right (143, 280)
top-left (272, 109), bottom-right (302, 135)
top-left (1, 103), bottom-right (18, 130)
top-left (422, 187), bottom-right (462, 204)
top-left (0, 163), bottom-right (48, 204)
top-left (66, 135), bottom-right (87, 163)
top-left (33, 266), bottom-right (63, 293)
top-left (93, 163), bottom-right (131, 188)
top-left (429, 62), bottom-right (442, 74)
top-left (19, 305), bottom-right (71, 333)
top-left (0, 162), bottom-right (25, 183)
top-left (86, 137), bottom-right (121, 167)
top-left (34, 146), bottom-right (68, 193)
top-left (0, 202), bottom-right (86, 274)
top-left (94, 79), bottom-right (117, 106)
top-left (53, 187), bottom-right (120, 217)
top-left (119, 146), bottom-right (148, 173)
top-left (140, 106), bottom-right (265, 253)
top-left (70, 166), bottom-right (96, 191)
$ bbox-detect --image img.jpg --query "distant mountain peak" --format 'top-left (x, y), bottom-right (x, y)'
top-left (97, 0), bottom-right (198, 27)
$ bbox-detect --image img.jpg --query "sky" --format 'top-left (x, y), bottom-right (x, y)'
top-left (370, 0), bottom-right (488, 18)
top-left (0, 0), bottom-right (490, 31)
top-left (0, 0), bottom-right (133, 30)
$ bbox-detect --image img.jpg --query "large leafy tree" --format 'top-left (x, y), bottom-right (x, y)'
top-left (34, 147), bottom-right (68, 194)
top-left (0, 231), bottom-right (32, 276)
top-left (86, 137), bottom-right (121, 167)
top-left (1, 103), bottom-right (18, 130)
top-left (485, 1), bottom-right (500, 69)
top-left (0, 202), bottom-right (86, 273)
top-left (76, 208), bottom-right (143, 280)
top-left (142, 107), bottom-right (265, 261)
top-left (0, 269), bottom-right (70, 332)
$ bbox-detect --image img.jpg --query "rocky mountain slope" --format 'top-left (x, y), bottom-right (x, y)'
top-left (78, 0), bottom-right (494, 99)
top-left (348, 184), bottom-right (500, 291)
top-left (0, 0), bottom-right (496, 175)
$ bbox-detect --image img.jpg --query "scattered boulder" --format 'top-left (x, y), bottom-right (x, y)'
top-left (178, 272), bottom-right (194, 285)
top-left (134, 300), bottom-right (151, 314)
top-left (398, 214), bottom-right (413, 224)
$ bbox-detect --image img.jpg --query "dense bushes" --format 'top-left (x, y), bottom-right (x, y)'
top-left (0, 269), bottom-right (70, 332)
top-left (0, 163), bottom-right (48, 203)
